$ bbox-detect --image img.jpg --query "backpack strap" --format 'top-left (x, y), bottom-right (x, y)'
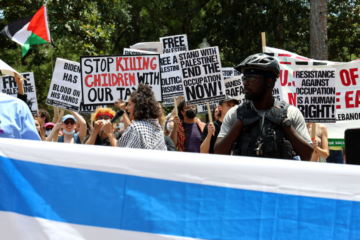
top-left (73, 133), bottom-right (81, 144)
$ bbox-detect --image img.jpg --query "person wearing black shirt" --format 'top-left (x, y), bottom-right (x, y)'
top-left (200, 97), bottom-right (239, 154)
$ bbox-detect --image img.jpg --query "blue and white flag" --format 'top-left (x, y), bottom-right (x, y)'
top-left (0, 137), bottom-right (360, 240)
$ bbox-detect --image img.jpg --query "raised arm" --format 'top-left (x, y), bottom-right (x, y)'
top-left (52, 107), bottom-right (59, 123)
top-left (170, 116), bottom-right (180, 147)
top-left (314, 125), bottom-right (330, 159)
top-left (200, 123), bottom-right (215, 154)
top-left (69, 111), bottom-right (87, 143)
top-left (46, 122), bottom-right (63, 142)
top-left (114, 98), bottom-right (130, 130)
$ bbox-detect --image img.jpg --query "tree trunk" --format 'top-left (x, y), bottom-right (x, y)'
top-left (310, 0), bottom-right (328, 60)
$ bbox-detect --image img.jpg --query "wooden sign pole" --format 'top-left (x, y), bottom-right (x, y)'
top-left (173, 96), bottom-right (178, 116)
top-left (53, 108), bottom-right (65, 142)
top-left (261, 32), bottom-right (266, 53)
top-left (207, 102), bottom-right (214, 136)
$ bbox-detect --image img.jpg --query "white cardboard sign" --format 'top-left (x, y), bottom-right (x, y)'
top-left (176, 47), bottom-right (226, 105)
top-left (46, 58), bottom-right (82, 111)
top-left (80, 55), bottom-right (162, 104)
top-left (1, 72), bottom-right (39, 114)
top-left (160, 34), bottom-right (188, 54)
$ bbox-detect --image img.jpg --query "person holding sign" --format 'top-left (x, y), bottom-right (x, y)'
top-left (116, 84), bottom-right (167, 150)
top-left (46, 111), bottom-right (87, 144)
top-left (200, 97), bottom-right (239, 154)
top-left (307, 123), bottom-right (330, 162)
top-left (170, 98), bottom-right (205, 152)
top-left (215, 53), bottom-right (313, 160)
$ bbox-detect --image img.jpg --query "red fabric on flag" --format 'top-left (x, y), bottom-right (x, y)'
top-left (27, 6), bottom-right (49, 42)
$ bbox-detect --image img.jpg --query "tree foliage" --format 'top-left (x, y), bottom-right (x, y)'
top-left (0, 0), bottom-right (359, 112)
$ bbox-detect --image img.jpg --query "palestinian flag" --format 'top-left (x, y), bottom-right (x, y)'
top-left (1, 5), bottom-right (51, 57)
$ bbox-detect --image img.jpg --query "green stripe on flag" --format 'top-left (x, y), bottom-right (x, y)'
top-left (21, 33), bottom-right (48, 57)
top-left (328, 139), bottom-right (345, 147)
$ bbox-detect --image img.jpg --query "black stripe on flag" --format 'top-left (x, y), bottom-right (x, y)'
top-left (264, 52), bottom-right (275, 56)
top-left (295, 62), bottom-right (308, 65)
top-left (313, 62), bottom-right (327, 65)
top-left (1, 15), bottom-right (34, 38)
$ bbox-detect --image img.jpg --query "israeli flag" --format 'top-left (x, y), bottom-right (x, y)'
top-left (0, 138), bottom-right (359, 240)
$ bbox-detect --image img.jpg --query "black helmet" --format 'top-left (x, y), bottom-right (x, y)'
top-left (234, 53), bottom-right (280, 77)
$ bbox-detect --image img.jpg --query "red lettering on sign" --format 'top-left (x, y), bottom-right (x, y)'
top-left (116, 57), bottom-right (124, 71)
top-left (94, 74), bottom-right (101, 87)
top-left (340, 69), bottom-right (351, 86)
top-left (85, 75), bottom-right (93, 87)
top-left (356, 90), bottom-right (360, 108)
top-left (288, 93), bottom-right (296, 106)
top-left (150, 57), bottom-right (157, 70)
top-left (349, 68), bottom-right (359, 85)
top-left (280, 70), bottom-right (288, 87)
top-left (129, 73), bottom-right (135, 86)
top-left (345, 91), bottom-right (354, 108)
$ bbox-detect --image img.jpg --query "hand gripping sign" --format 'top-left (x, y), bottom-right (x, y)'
top-left (80, 55), bottom-right (162, 105)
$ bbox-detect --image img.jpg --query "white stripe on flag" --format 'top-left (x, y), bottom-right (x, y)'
top-left (1, 138), bottom-right (360, 202)
top-left (11, 22), bottom-right (31, 46)
top-left (0, 211), bottom-right (203, 240)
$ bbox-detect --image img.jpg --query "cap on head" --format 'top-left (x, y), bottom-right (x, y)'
top-left (62, 114), bottom-right (77, 123)
top-left (44, 122), bottom-right (55, 128)
top-left (219, 96), bottom-right (240, 105)
top-left (234, 53), bottom-right (280, 77)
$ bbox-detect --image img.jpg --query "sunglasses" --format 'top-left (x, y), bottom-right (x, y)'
top-left (97, 116), bottom-right (111, 120)
top-left (241, 75), bottom-right (263, 83)
top-left (64, 121), bottom-right (76, 125)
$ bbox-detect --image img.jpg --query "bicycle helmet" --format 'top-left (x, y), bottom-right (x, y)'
top-left (234, 53), bottom-right (280, 77)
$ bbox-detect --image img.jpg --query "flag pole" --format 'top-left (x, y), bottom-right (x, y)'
top-left (44, 3), bottom-right (54, 74)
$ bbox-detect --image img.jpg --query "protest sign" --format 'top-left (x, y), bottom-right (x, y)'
top-left (294, 69), bottom-right (336, 123)
top-left (79, 102), bottom-right (107, 114)
top-left (0, 59), bottom-right (24, 80)
top-left (197, 101), bottom-right (219, 115)
top-left (162, 97), bottom-right (175, 107)
top-left (46, 58), bottom-right (82, 111)
top-left (123, 48), bottom-right (153, 55)
top-left (177, 47), bottom-right (226, 105)
top-left (160, 34), bottom-right (188, 54)
top-left (264, 47), bottom-right (358, 121)
top-left (0, 72), bottom-right (39, 114)
top-left (161, 53), bottom-right (183, 99)
top-left (130, 42), bottom-right (163, 54)
top-left (80, 54), bottom-right (162, 105)
top-left (222, 67), bottom-right (241, 79)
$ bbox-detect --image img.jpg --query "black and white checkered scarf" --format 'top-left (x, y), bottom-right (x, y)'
top-left (117, 119), bottom-right (167, 151)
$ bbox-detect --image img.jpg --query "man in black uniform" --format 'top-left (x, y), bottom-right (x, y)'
top-left (214, 53), bottom-right (313, 160)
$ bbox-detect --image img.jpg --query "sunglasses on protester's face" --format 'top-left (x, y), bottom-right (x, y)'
top-left (241, 75), bottom-right (263, 83)
top-left (64, 121), bottom-right (76, 125)
top-left (97, 116), bottom-right (111, 121)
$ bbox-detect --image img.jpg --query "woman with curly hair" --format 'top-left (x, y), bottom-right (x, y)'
top-left (116, 83), bottom-right (167, 150)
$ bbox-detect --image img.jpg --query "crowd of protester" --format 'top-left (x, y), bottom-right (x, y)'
top-left (0, 54), bottom-right (345, 164)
